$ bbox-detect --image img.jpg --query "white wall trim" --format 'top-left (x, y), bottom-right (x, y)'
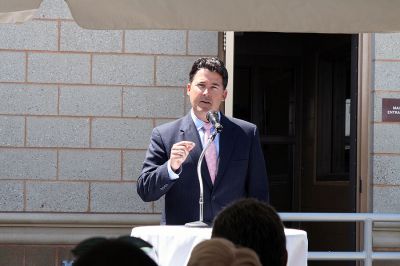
top-left (357, 33), bottom-right (373, 213)
top-left (374, 222), bottom-right (400, 248)
top-left (224, 31), bottom-right (234, 117)
top-left (0, 213), bottom-right (160, 244)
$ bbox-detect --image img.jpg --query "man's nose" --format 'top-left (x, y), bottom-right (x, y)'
top-left (201, 87), bottom-right (210, 94)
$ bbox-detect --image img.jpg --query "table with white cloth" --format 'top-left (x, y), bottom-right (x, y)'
top-left (131, 226), bottom-right (308, 266)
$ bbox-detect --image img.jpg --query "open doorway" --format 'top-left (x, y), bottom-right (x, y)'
top-left (233, 32), bottom-right (358, 266)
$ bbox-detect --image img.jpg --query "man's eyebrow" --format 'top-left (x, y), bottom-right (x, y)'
top-left (195, 81), bottom-right (222, 86)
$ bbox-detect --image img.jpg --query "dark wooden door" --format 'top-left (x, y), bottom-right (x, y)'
top-left (299, 35), bottom-right (358, 266)
top-left (233, 32), bottom-right (357, 266)
top-left (234, 54), bottom-right (300, 212)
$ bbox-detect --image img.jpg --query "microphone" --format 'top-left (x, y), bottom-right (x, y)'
top-left (206, 111), bottom-right (223, 133)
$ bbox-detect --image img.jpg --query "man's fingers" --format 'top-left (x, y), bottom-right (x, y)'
top-left (172, 141), bottom-right (195, 153)
top-left (172, 146), bottom-right (187, 154)
top-left (171, 149), bottom-right (186, 158)
top-left (186, 142), bottom-right (195, 151)
top-left (176, 141), bottom-right (195, 149)
top-left (170, 141), bottom-right (195, 170)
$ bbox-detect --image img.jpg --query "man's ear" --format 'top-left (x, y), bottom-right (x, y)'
top-left (223, 89), bottom-right (228, 100)
top-left (186, 83), bottom-right (191, 95)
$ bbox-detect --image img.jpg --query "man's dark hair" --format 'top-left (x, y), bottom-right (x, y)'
top-left (73, 237), bottom-right (157, 266)
top-left (211, 198), bottom-right (287, 266)
top-left (189, 57), bottom-right (229, 89)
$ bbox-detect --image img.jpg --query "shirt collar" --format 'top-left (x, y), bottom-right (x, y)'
top-left (190, 109), bottom-right (221, 131)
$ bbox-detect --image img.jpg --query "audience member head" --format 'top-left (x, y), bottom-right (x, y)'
top-left (212, 198), bottom-right (287, 266)
top-left (187, 238), bottom-right (261, 266)
top-left (115, 235), bottom-right (158, 262)
top-left (71, 237), bottom-right (108, 258)
top-left (72, 236), bottom-right (158, 266)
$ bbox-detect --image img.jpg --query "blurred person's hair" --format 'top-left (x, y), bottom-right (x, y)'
top-left (115, 235), bottom-right (158, 263)
top-left (187, 238), bottom-right (261, 266)
top-left (212, 198), bottom-right (287, 266)
top-left (71, 237), bottom-right (107, 258)
top-left (72, 236), bottom-right (158, 266)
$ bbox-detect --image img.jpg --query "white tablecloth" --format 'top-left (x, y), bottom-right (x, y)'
top-left (131, 226), bottom-right (308, 266)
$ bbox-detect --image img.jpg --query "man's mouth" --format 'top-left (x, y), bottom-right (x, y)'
top-left (200, 100), bottom-right (211, 105)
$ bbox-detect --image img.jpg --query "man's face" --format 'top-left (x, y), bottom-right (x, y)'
top-left (187, 68), bottom-right (227, 121)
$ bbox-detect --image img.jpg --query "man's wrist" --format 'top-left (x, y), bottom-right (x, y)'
top-left (167, 160), bottom-right (181, 179)
top-left (173, 166), bottom-right (182, 175)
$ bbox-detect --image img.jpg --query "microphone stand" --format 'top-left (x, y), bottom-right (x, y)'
top-left (185, 130), bottom-right (218, 228)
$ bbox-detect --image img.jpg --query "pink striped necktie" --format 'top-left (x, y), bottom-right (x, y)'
top-left (203, 122), bottom-right (217, 184)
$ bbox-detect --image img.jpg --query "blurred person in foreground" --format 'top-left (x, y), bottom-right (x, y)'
top-left (72, 236), bottom-right (158, 266)
top-left (187, 238), bottom-right (261, 266)
top-left (212, 198), bottom-right (287, 266)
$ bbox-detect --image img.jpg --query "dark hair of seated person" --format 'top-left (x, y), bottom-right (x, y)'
top-left (72, 237), bottom-right (158, 266)
top-left (211, 198), bottom-right (287, 266)
top-left (71, 237), bottom-right (108, 258)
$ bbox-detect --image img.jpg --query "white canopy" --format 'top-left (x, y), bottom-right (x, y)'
top-left (1, 0), bottom-right (400, 33)
top-left (65, 0), bottom-right (400, 33)
top-left (0, 0), bottom-right (42, 23)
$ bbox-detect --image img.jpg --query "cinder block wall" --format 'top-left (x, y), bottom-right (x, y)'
top-left (0, 0), bottom-right (218, 264)
top-left (372, 33), bottom-right (400, 213)
top-left (0, 0), bottom-right (218, 214)
top-left (372, 33), bottom-right (400, 266)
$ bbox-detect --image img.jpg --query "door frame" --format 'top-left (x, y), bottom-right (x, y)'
top-left (223, 31), bottom-right (235, 117)
top-left (357, 33), bottom-right (372, 214)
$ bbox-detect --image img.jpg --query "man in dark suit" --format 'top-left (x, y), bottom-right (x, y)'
top-left (137, 57), bottom-right (268, 225)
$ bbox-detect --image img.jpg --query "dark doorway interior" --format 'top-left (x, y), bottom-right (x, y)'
top-left (233, 32), bottom-right (358, 266)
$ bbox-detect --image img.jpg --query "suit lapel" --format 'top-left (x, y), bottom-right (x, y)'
top-left (179, 113), bottom-right (213, 189)
top-left (214, 114), bottom-right (237, 189)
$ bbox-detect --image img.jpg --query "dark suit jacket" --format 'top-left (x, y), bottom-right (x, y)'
top-left (137, 112), bottom-right (269, 225)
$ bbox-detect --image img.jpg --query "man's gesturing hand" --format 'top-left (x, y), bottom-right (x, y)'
top-left (170, 141), bottom-right (195, 171)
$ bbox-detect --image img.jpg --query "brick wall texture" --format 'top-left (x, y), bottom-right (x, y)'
top-left (0, 0), bottom-right (218, 217)
top-left (372, 33), bottom-right (400, 213)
